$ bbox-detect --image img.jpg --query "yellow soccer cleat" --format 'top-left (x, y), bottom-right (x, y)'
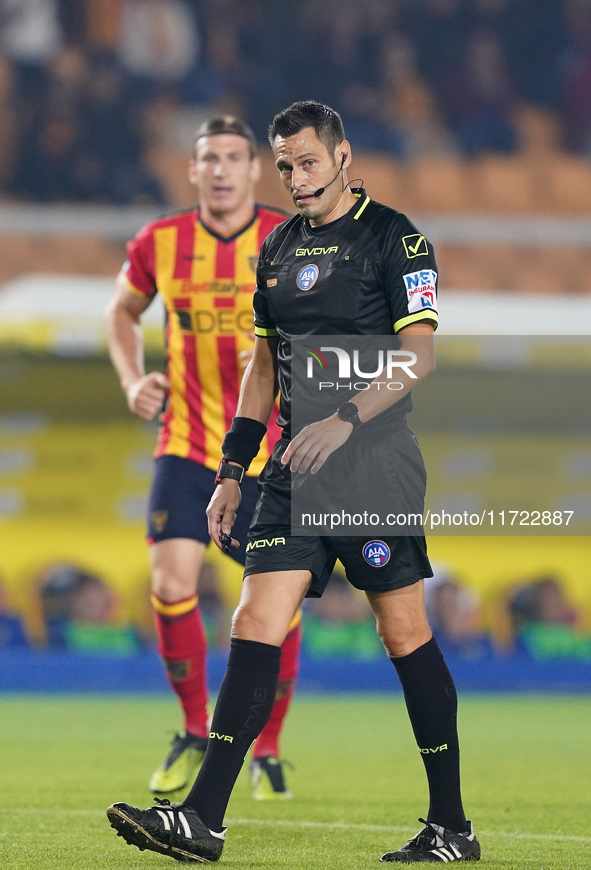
top-left (249, 756), bottom-right (292, 800)
top-left (148, 732), bottom-right (207, 796)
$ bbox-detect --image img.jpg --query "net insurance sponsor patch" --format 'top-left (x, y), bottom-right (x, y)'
top-left (403, 269), bottom-right (438, 314)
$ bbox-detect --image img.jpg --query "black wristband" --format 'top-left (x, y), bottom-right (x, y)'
top-left (221, 416), bottom-right (268, 471)
top-left (215, 459), bottom-right (245, 486)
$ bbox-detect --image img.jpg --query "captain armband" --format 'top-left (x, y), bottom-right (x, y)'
top-left (219, 417), bottom-right (268, 477)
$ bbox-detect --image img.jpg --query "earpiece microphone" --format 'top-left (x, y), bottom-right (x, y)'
top-left (312, 154), bottom-right (346, 198)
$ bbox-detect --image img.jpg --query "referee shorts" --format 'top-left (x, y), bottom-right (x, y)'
top-left (147, 455), bottom-right (260, 568)
top-left (244, 432), bottom-right (433, 598)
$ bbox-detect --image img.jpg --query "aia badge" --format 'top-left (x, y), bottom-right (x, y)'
top-left (362, 540), bottom-right (391, 567)
top-left (296, 263), bottom-right (319, 291)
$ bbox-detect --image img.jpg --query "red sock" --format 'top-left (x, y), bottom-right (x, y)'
top-left (253, 613), bottom-right (302, 759)
top-left (152, 594), bottom-right (209, 739)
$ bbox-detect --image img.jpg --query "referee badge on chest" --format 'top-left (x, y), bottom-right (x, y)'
top-left (296, 263), bottom-right (319, 291)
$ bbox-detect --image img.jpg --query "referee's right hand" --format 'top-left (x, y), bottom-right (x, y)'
top-left (125, 372), bottom-right (170, 420)
top-left (207, 480), bottom-right (242, 553)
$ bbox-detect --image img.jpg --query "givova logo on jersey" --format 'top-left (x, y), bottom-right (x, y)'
top-left (403, 269), bottom-right (438, 314)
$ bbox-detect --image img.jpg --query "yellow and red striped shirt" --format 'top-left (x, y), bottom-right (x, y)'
top-left (125, 205), bottom-right (287, 475)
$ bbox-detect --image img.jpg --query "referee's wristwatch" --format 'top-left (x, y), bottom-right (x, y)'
top-left (337, 401), bottom-right (362, 430)
top-left (215, 459), bottom-right (245, 485)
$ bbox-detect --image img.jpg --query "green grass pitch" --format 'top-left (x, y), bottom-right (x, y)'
top-left (0, 693), bottom-right (590, 869)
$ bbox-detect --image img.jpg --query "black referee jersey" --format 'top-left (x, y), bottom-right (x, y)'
top-left (253, 189), bottom-right (438, 435)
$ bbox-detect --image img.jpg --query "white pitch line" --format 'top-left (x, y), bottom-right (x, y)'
top-left (227, 818), bottom-right (591, 844)
top-left (2, 808), bottom-right (103, 817)
top-left (2, 808), bottom-right (590, 844)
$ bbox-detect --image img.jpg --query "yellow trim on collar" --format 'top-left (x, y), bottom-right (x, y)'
top-left (353, 195), bottom-right (371, 220)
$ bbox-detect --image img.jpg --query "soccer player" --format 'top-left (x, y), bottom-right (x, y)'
top-left (107, 102), bottom-right (480, 863)
top-left (105, 116), bottom-right (301, 800)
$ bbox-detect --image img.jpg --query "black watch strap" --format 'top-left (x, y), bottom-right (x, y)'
top-left (337, 401), bottom-right (362, 430)
top-left (215, 459), bottom-right (245, 485)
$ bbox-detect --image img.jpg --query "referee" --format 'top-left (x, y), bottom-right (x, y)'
top-left (107, 101), bottom-right (480, 865)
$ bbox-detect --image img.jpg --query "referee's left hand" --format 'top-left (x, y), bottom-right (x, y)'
top-left (281, 414), bottom-right (353, 474)
top-left (206, 479), bottom-right (242, 552)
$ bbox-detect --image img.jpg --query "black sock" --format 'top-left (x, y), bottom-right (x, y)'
top-left (184, 637), bottom-right (281, 832)
top-left (391, 636), bottom-right (467, 832)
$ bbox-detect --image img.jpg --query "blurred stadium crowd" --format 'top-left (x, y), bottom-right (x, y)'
top-left (1, 0), bottom-right (591, 204)
top-left (1, 559), bottom-right (590, 666)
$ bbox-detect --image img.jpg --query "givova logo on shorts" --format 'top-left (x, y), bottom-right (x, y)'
top-left (246, 537), bottom-right (286, 552)
top-left (362, 540), bottom-right (391, 567)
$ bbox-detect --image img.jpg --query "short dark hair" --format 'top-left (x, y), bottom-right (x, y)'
top-left (268, 100), bottom-right (345, 159)
top-left (194, 116), bottom-right (257, 158)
